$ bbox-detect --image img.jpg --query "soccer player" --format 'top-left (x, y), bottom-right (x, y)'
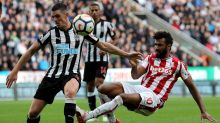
top-left (76, 31), bottom-right (217, 123)
top-left (83, 2), bottom-right (118, 122)
top-left (5, 3), bottom-right (142, 123)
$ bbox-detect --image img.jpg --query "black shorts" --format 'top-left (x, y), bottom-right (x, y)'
top-left (34, 73), bottom-right (81, 104)
top-left (83, 62), bottom-right (108, 82)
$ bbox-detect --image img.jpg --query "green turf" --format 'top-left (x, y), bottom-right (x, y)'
top-left (0, 97), bottom-right (219, 123)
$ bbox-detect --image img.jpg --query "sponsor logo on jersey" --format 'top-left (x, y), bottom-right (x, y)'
top-left (55, 43), bottom-right (79, 55)
top-left (150, 66), bottom-right (172, 75)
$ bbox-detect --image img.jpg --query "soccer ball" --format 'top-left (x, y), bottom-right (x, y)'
top-left (73, 14), bottom-right (95, 36)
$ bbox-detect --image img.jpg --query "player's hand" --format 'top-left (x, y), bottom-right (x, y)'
top-left (129, 58), bottom-right (139, 67)
top-left (127, 52), bottom-right (143, 61)
top-left (99, 50), bottom-right (106, 56)
top-left (6, 71), bottom-right (18, 88)
top-left (201, 112), bottom-right (217, 123)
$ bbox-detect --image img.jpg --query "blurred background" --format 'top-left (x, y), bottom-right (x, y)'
top-left (0, 0), bottom-right (220, 123)
top-left (0, 0), bottom-right (219, 122)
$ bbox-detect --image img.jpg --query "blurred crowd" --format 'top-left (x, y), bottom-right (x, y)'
top-left (0, 0), bottom-right (210, 71)
top-left (137, 0), bottom-right (220, 66)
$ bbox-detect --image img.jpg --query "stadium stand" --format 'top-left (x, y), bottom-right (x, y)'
top-left (134, 0), bottom-right (220, 65)
top-left (0, 0), bottom-right (214, 72)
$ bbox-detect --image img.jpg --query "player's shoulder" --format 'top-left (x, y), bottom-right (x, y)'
top-left (101, 19), bottom-right (109, 22)
top-left (171, 55), bottom-right (180, 62)
top-left (44, 26), bottom-right (57, 33)
top-left (98, 19), bottom-right (113, 24)
top-left (171, 55), bottom-right (186, 65)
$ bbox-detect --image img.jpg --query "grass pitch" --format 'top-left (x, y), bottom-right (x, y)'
top-left (0, 97), bottom-right (219, 123)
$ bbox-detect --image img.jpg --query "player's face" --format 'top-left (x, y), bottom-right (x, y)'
top-left (154, 38), bottom-right (170, 58)
top-left (89, 5), bottom-right (101, 20)
top-left (52, 10), bottom-right (68, 30)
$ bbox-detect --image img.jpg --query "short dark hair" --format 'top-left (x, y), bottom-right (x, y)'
top-left (90, 2), bottom-right (103, 11)
top-left (153, 31), bottom-right (173, 45)
top-left (52, 2), bottom-right (68, 11)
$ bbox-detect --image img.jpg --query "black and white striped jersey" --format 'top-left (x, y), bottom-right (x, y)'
top-left (37, 24), bottom-right (98, 78)
top-left (85, 19), bottom-right (116, 62)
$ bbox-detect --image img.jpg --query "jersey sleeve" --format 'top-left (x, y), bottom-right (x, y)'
top-left (179, 62), bottom-right (190, 80)
top-left (37, 31), bottom-right (51, 48)
top-left (107, 22), bottom-right (116, 38)
top-left (84, 34), bottom-right (99, 45)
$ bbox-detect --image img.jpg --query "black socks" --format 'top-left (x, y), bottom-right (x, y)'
top-left (88, 95), bottom-right (96, 110)
top-left (27, 116), bottom-right (40, 123)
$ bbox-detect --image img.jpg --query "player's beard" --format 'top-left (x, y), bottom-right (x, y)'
top-left (156, 48), bottom-right (167, 58)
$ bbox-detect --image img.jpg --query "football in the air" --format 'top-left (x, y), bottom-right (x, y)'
top-left (73, 14), bottom-right (95, 36)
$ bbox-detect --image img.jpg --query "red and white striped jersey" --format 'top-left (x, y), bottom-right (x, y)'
top-left (140, 54), bottom-right (190, 101)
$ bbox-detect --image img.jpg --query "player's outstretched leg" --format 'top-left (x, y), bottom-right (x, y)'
top-left (76, 95), bottom-right (123, 123)
top-left (99, 92), bottom-right (119, 123)
top-left (76, 105), bottom-right (121, 123)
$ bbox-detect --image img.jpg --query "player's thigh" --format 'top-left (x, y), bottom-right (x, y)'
top-left (64, 78), bottom-right (79, 97)
top-left (98, 82), bottom-right (124, 98)
top-left (138, 91), bottom-right (160, 108)
top-left (122, 83), bottom-right (161, 108)
top-left (134, 91), bottom-right (161, 116)
top-left (120, 93), bottom-right (141, 110)
top-left (28, 99), bottom-right (47, 116)
top-left (34, 77), bottom-right (60, 104)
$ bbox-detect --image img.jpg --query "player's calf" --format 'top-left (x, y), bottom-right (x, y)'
top-left (64, 97), bottom-right (76, 123)
top-left (87, 92), bottom-right (96, 110)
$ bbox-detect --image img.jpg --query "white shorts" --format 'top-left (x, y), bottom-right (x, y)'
top-left (121, 82), bottom-right (163, 116)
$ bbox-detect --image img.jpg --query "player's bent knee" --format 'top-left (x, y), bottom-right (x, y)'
top-left (65, 90), bottom-right (77, 98)
top-left (95, 82), bottom-right (102, 88)
top-left (95, 78), bottom-right (104, 88)
top-left (113, 95), bottom-right (123, 106)
top-left (119, 93), bottom-right (127, 101)
top-left (97, 84), bottom-right (105, 93)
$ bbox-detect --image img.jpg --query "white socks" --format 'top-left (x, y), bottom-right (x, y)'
top-left (98, 92), bottom-right (111, 103)
top-left (87, 92), bottom-right (95, 97)
top-left (86, 95), bottom-right (123, 121)
top-left (98, 92), bottom-right (116, 123)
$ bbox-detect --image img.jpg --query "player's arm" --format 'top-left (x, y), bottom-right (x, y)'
top-left (108, 36), bottom-right (117, 45)
top-left (6, 42), bottom-right (40, 88)
top-left (129, 57), bottom-right (146, 79)
top-left (99, 38), bottom-right (117, 56)
top-left (180, 62), bottom-right (217, 122)
top-left (183, 76), bottom-right (216, 122)
top-left (6, 30), bottom-right (50, 88)
top-left (96, 41), bottom-right (142, 60)
top-left (183, 76), bottom-right (206, 113)
top-left (96, 41), bottom-right (128, 57)
top-left (131, 63), bottom-right (145, 79)
top-left (85, 34), bottom-right (143, 59)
